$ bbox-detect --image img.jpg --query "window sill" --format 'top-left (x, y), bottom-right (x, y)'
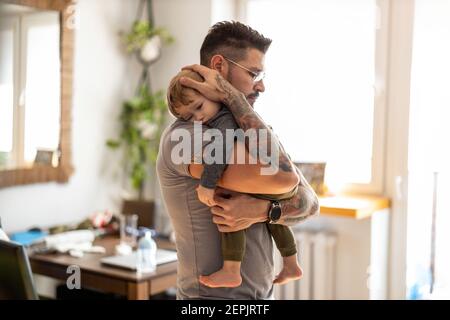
top-left (319, 195), bottom-right (391, 219)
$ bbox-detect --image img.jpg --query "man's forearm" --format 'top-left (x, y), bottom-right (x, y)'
top-left (215, 75), bottom-right (296, 174)
top-left (278, 167), bottom-right (320, 226)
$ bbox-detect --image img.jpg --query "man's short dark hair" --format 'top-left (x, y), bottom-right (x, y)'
top-left (200, 21), bottom-right (272, 66)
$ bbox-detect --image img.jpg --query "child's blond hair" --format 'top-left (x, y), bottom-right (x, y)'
top-left (167, 70), bottom-right (204, 118)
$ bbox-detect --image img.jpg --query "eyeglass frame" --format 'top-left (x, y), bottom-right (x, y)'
top-left (223, 56), bottom-right (266, 83)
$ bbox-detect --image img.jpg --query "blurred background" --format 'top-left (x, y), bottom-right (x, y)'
top-left (0, 0), bottom-right (449, 300)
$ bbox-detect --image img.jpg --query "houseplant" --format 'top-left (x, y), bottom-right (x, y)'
top-left (106, 84), bottom-right (167, 199)
top-left (107, 1), bottom-right (173, 228)
top-left (122, 20), bottom-right (174, 59)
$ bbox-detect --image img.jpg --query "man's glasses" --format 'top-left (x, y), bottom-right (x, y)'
top-left (223, 57), bottom-right (265, 83)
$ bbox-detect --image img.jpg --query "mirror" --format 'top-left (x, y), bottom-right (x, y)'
top-left (0, 0), bottom-right (74, 188)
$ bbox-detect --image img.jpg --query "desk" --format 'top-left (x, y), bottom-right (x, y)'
top-left (29, 236), bottom-right (177, 300)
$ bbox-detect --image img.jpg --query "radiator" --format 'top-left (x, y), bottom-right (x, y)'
top-left (273, 230), bottom-right (337, 300)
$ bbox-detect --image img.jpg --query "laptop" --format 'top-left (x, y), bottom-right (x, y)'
top-left (0, 239), bottom-right (39, 300)
top-left (100, 249), bottom-right (177, 271)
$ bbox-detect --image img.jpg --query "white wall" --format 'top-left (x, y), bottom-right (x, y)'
top-left (150, 0), bottom-right (212, 92)
top-left (0, 0), bottom-right (141, 233)
top-left (298, 212), bottom-right (388, 300)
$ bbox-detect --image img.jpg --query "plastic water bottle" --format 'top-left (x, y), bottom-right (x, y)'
top-left (407, 264), bottom-right (432, 300)
top-left (136, 230), bottom-right (157, 273)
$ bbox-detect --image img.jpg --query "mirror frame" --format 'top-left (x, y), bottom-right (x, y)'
top-left (0, 0), bottom-right (74, 188)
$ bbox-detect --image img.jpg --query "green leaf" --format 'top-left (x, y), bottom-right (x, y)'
top-left (106, 140), bottom-right (120, 148)
top-left (121, 20), bottom-right (174, 53)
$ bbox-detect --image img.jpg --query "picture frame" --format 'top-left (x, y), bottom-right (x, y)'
top-left (294, 162), bottom-right (327, 195)
top-left (34, 149), bottom-right (58, 167)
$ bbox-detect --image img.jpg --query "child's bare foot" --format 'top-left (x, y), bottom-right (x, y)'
top-left (199, 261), bottom-right (242, 288)
top-left (273, 254), bottom-right (303, 285)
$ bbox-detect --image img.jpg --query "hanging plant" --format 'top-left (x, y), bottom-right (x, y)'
top-left (107, 84), bottom-right (168, 199)
top-left (122, 20), bottom-right (174, 54)
top-left (108, 0), bottom-right (174, 200)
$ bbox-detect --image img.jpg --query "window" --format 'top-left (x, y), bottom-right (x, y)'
top-left (407, 0), bottom-right (450, 299)
top-left (0, 11), bottom-right (60, 169)
top-left (22, 14), bottom-right (61, 164)
top-left (242, 0), bottom-right (388, 194)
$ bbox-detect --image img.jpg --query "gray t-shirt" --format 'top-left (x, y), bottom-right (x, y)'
top-left (156, 119), bottom-right (274, 300)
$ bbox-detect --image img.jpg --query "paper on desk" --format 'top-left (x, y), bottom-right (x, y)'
top-left (44, 230), bottom-right (105, 258)
top-left (45, 230), bottom-right (95, 248)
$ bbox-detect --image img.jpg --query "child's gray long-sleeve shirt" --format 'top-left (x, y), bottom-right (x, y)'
top-left (200, 105), bottom-right (238, 189)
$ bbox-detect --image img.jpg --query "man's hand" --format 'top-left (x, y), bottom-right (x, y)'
top-left (196, 185), bottom-right (217, 207)
top-left (180, 64), bottom-right (240, 103)
top-left (210, 188), bottom-right (270, 233)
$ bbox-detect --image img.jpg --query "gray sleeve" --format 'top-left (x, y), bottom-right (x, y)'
top-left (200, 113), bottom-right (238, 189)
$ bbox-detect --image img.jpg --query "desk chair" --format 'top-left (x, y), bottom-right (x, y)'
top-left (0, 239), bottom-right (39, 300)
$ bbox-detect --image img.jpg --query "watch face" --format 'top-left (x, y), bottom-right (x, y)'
top-left (270, 204), bottom-right (282, 222)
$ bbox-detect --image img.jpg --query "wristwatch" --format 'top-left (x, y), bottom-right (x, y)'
top-left (268, 200), bottom-right (282, 224)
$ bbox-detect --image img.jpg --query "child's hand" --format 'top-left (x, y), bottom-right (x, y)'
top-left (196, 185), bottom-right (216, 207)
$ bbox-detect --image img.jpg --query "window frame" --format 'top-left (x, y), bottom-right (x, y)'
top-left (0, 0), bottom-right (75, 189)
top-left (20, 11), bottom-right (61, 165)
top-left (0, 11), bottom-right (60, 169)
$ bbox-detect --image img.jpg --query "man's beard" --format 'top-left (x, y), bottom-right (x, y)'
top-left (246, 93), bottom-right (259, 107)
top-left (226, 71), bottom-right (259, 107)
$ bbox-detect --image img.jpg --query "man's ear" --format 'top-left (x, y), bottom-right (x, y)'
top-left (210, 55), bottom-right (228, 77)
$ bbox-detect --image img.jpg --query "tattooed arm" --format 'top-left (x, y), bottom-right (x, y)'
top-left (277, 165), bottom-right (320, 226)
top-left (199, 163), bottom-right (319, 233)
top-left (180, 64), bottom-right (298, 177)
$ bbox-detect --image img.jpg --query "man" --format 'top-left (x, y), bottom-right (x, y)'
top-left (157, 21), bottom-right (319, 299)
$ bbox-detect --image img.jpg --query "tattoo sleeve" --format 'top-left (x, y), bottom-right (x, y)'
top-left (278, 166), bottom-right (320, 226)
top-left (215, 74), bottom-right (296, 173)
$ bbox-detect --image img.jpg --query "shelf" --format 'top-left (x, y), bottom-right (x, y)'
top-left (319, 195), bottom-right (391, 219)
